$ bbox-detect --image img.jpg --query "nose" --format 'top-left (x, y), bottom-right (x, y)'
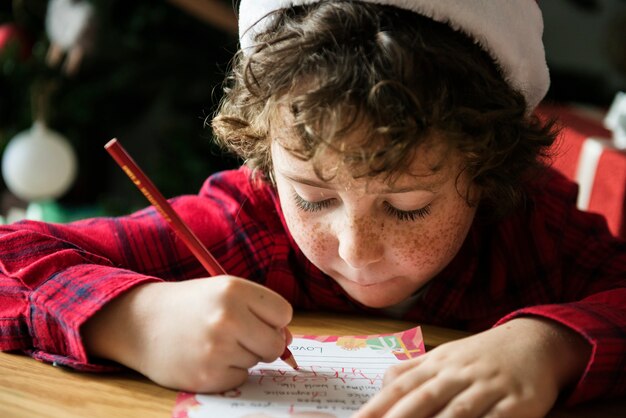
top-left (336, 215), bottom-right (384, 269)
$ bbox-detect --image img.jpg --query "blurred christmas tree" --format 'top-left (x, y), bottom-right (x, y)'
top-left (0, 0), bottom-right (240, 219)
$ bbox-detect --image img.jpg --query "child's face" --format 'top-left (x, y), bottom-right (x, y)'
top-left (271, 121), bottom-right (478, 309)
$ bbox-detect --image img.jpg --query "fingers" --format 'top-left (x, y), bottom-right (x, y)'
top-left (283, 326), bottom-right (293, 346)
top-left (356, 365), bottom-right (470, 418)
top-left (218, 366), bottom-right (250, 392)
top-left (383, 356), bottom-right (425, 386)
top-left (481, 393), bottom-right (550, 418)
top-left (178, 365), bottom-right (250, 394)
top-left (233, 278), bottom-right (294, 363)
top-left (237, 314), bottom-right (289, 363)
top-left (358, 368), bottom-right (507, 418)
top-left (214, 275), bottom-right (293, 329)
top-left (246, 281), bottom-right (293, 329)
top-left (434, 383), bottom-right (505, 418)
top-left (209, 276), bottom-right (293, 363)
top-left (135, 277), bottom-right (294, 395)
top-left (355, 324), bottom-right (560, 418)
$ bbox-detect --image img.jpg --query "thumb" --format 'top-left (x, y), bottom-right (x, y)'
top-left (283, 327), bottom-right (294, 346)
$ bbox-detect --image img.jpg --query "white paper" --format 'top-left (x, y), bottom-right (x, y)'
top-left (173, 329), bottom-right (424, 418)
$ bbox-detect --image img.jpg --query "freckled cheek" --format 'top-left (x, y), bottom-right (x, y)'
top-left (388, 225), bottom-right (439, 268)
top-left (305, 224), bottom-right (335, 260)
top-left (389, 205), bottom-right (474, 269)
top-left (283, 208), bottom-right (335, 261)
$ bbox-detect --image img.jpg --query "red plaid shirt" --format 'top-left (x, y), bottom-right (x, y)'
top-left (1, 166), bottom-right (625, 405)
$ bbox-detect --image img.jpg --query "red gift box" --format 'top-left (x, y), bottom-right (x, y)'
top-left (536, 103), bottom-right (626, 239)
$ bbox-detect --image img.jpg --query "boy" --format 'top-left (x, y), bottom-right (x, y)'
top-left (1, 1), bottom-right (625, 417)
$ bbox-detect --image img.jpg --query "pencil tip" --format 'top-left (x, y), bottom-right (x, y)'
top-left (283, 354), bottom-right (299, 370)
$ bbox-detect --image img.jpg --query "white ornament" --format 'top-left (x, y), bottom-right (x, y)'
top-left (604, 91), bottom-right (626, 150)
top-left (45, 0), bottom-right (95, 75)
top-left (1, 121), bottom-right (78, 202)
top-left (46, 0), bottom-right (94, 50)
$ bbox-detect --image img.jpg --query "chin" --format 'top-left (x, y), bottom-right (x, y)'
top-left (325, 268), bottom-right (427, 308)
top-left (343, 285), bottom-right (408, 308)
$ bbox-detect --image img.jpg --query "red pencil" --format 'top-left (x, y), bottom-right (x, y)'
top-left (104, 138), bottom-right (298, 370)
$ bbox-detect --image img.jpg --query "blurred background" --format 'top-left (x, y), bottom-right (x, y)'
top-left (0, 0), bottom-right (240, 221)
top-left (0, 0), bottom-right (625, 223)
top-left (543, 0), bottom-right (626, 105)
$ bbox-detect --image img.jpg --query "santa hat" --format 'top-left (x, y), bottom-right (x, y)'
top-left (238, 0), bottom-right (550, 112)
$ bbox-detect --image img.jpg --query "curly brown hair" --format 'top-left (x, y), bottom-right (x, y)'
top-left (211, 1), bottom-right (557, 216)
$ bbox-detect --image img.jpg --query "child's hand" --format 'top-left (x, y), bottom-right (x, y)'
top-left (83, 276), bottom-right (293, 393)
top-left (354, 317), bottom-right (590, 418)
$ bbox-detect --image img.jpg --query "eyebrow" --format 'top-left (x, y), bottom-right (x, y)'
top-left (279, 171), bottom-right (442, 193)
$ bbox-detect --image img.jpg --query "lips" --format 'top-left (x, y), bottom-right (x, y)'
top-left (346, 279), bottom-right (381, 287)
top-left (332, 270), bottom-right (394, 287)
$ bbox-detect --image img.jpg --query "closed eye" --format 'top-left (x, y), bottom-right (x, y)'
top-left (292, 191), bottom-right (335, 212)
top-left (293, 190), bottom-right (431, 222)
top-left (383, 202), bottom-right (432, 221)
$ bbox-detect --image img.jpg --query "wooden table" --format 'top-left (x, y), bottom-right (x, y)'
top-left (0, 312), bottom-right (623, 418)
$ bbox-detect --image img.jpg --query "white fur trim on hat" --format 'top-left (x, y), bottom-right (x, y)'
top-left (238, 0), bottom-right (550, 112)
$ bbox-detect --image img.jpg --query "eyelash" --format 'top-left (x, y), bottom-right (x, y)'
top-left (292, 192), bottom-right (334, 212)
top-left (291, 191), bottom-right (432, 221)
top-left (383, 202), bottom-right (431, 221)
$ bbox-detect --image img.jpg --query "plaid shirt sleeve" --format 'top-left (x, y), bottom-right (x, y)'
top-left (493, 170), bottom-right (626, 405)
top-left (0, 216), bottom-right (169, 371)
top-left (0, 167), bottom-right (288, 370)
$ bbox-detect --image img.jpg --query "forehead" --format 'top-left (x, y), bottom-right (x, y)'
top-left (271, 131), bottom-right (459, 193)
top-left (268, 101), bottom-right (465, 191)
top-left (271, 102), bottom-right (453, 161)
